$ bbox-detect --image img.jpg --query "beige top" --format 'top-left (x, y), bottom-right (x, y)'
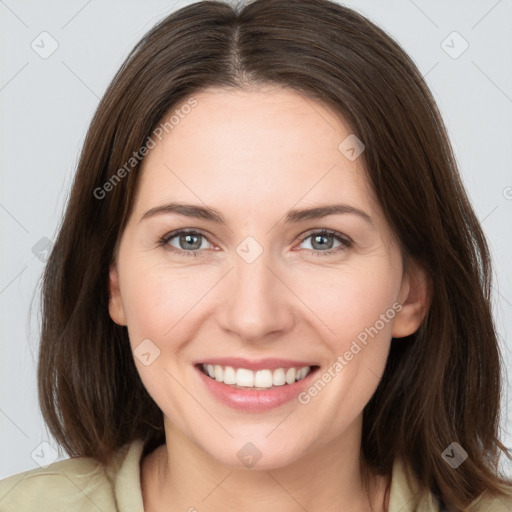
top-left (0, 439), bottom-right (510, 511)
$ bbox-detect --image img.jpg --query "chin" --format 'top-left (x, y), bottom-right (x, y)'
top-left (201, 434), bottom-right (314, 471)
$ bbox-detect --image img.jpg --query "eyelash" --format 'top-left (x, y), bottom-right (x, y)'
top-left (158, 228), bottom-right (352, 258)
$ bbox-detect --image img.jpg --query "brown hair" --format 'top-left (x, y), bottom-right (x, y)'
top-left (38, 0), bottom-right (512, 509)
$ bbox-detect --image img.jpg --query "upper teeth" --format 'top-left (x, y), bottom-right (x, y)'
top-left (202, 364), bottom-right (312, 388)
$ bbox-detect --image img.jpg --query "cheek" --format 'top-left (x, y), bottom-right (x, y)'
top-left (288, 268), bottom-right (400, 434)
top-left (292, 261), bottom-right (401, 347)
top-left (118, 257), bottom-right (226, 357)
top-left (290, 260), bottom-right (401, 410)
top-left (118, 261), bottom-right (206, 413)
top-left (118, 259), bottom-right (189, 343)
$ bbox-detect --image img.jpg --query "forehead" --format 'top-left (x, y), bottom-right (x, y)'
top-left (134, 85), bottom-right (378, 220)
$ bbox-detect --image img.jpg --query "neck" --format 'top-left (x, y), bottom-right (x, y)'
top-left (141, 416), bottom-right (389, 512)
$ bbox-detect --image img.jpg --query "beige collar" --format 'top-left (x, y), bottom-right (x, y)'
top-left (114, 440), bottom-right (441, 512)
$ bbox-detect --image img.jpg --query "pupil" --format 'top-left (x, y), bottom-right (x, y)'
top-left (314, 234), bottom-right (332, 250)
top-left (181, 233), bottom-right (200, 250)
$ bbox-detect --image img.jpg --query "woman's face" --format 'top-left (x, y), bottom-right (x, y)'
top-left (109, 85), bottom-right (428, 469)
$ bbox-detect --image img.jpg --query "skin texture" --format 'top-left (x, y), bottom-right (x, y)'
top-left (108, 85), bottom-right (430, 512)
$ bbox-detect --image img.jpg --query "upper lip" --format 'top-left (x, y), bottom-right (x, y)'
top-left (196, 357), bottom-right (318, 371)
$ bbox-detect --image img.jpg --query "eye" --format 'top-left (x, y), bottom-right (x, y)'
top-left (159, 229), bottom-right (214, 257)
top-left (296, 229), bottom-right (352, 256)
top-left (159, 228), bottom-right (352, 258)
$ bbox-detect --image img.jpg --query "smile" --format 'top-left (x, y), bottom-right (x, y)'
top-left (195, 360), bottom-right (320, 412)
top-left (200, 363), bottom-right (313, 389)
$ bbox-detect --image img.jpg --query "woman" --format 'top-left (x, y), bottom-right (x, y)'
top-left (1, 0), bottom-right (511, 510)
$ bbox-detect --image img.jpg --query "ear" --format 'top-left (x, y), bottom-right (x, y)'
top-left (108, 262), bottom-right (127, 326)
top-left (392, 258), bottom-right (431, 338)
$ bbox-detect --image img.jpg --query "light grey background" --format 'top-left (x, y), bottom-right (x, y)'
top-left (1, 0), bottom-right (511, 478)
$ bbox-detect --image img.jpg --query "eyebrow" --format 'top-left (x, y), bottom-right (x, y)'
top-left (140, 202), bottom-right (373, 225)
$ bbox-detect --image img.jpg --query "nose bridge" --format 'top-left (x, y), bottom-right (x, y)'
top-left (219, 236), bottom-right (293, 341)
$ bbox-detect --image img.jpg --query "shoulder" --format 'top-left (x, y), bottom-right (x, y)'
top-left (0, 455), bottom-right (113, 512)
top-left (0, 440), bottom-right (145, 512)
top-left (465, 491), bottom-right (512, 511)
top-left (389, 458), bottom-right (512, 512)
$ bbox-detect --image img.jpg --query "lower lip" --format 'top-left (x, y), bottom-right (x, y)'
top-left (195, 365), bottom-right (319, 412)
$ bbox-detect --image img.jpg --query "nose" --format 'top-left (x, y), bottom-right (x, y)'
top-left (217, 245), bottom-right (296, 343)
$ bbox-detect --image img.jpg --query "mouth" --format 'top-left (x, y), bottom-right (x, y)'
top-left (197, 363), bottom-right (319, 390)
top-left (194, 357), bottom-right (321, 411)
